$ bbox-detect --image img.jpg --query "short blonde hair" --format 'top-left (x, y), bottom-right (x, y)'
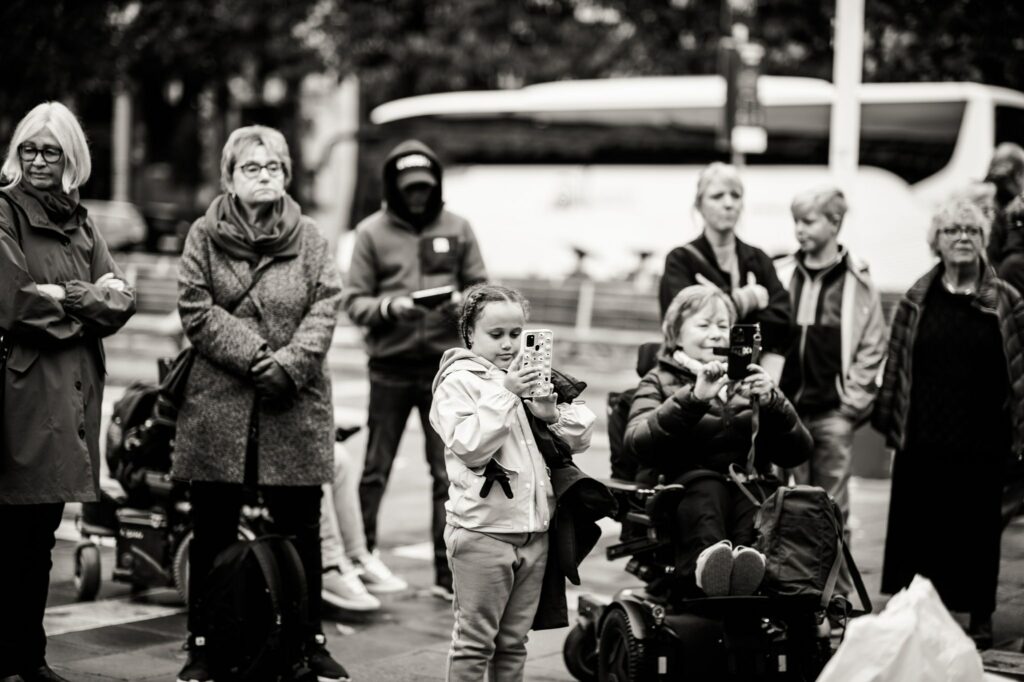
top-left (694, 162), bottom-right (744, 209)
top-left (220, 125), bottom-right (292, 193)
top-left (2, 102), bottom-right (91, 193)
top-left (927, 197), bottom-right (990, 256)
top-left (662, 284), bottom-right (736, 349)
top-left (791, 186), bottom-right (848, 228)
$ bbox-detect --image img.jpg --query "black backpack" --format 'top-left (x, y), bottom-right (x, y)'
top-left (201, 535), bottom-right (311, 681)
top-left (105, 382), bottom-right (174, 504)
top-left (607, 342), bottom-right (662, 482)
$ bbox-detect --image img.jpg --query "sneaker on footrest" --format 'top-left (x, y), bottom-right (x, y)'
top-left (354, 550), bottom-right (408, 594)
top-left (729, 545), bottom-right (766, 596)
top-left (695, 540), bottom-right (734, 597)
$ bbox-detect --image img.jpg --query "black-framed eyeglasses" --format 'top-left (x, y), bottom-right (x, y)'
top-left (18, 144), bottom-right (63, 164)
top-left (939, 224), bottom-right (984, 238)
top-left (237, 161), bottom-right (284, 179)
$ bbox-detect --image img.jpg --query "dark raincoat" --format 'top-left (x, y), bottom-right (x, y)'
top-left (0, 184), bottom-right (136, 504)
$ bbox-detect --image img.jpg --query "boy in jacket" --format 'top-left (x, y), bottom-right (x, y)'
top-left (776, 187), bottom-right (887, 524)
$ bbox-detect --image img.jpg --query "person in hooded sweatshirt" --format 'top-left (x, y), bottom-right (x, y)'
top-left (343, 140), bottom-right (488, 600)
top-left (429, 283), bottom-right (595, 681)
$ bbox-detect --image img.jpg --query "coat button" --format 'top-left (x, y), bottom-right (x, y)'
top-left (74, 380), bottom-right (82, 390)
top-left (78, 428), bottom-right (86, 439)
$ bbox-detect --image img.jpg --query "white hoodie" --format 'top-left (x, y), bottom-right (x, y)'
top-left (429, 348), bottom-right (595, 533)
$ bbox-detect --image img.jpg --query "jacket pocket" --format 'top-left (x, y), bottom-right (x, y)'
top-left (6, 344), bottom-right (39, 374)
top-left (419, 236), bottom-right (461, 275)
top-left (455, 461), bottom-right (520, 528)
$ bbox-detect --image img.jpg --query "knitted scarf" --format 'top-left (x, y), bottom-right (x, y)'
top-left (207, 193), bottom-right (303, 262)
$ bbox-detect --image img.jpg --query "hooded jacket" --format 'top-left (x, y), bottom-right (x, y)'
top-left (429, 348), bottom-right (595, 533)
top-left (343, 141), bottom-right (488, 374)
top-left (0, 185), bottom-right (136, 503)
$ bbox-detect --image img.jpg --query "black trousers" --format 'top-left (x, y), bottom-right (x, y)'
top-left (673, 477), bottom-right (768, 582)
top-left (359, 371), bottom-right (450, 581)
top-left (187, 481), bottom-right (323, 638)
top-left (0, 502), bottom-right (64, 675)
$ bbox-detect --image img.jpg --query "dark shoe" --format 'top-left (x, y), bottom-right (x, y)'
top-left (17, 664), bottom-right (68, 682)
top-left (306, 633), bottom-right (351, 682)
top-left (177, 635), bottom-right (214, 682)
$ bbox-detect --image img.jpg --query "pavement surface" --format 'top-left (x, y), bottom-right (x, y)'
top-left (35, 336), bottom-right (1024, 681)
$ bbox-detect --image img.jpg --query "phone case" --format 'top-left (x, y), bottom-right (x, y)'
top-left (727, 324), bottom-right (762, 380)
top-left (521, 329), bottom-right (554, 398)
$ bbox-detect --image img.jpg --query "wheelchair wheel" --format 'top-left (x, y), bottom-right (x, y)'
top-left (563, 623), bottom-right (598, 681)
top-left (598, 608), bottom-right (653, 682)
top-left (74, 542), bottom-right (101, 601)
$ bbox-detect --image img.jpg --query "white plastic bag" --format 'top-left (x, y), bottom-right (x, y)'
top-left (817, 575), bottom-right (985, 682)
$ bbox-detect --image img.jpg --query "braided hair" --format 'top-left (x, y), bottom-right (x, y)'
top-left (458, 283), bottom-right (530, 349)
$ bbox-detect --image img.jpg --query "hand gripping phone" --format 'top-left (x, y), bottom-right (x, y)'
top-left (713, 323), bottom-right (762, 380)
top-left (521, 329), bottom-right (554, 398)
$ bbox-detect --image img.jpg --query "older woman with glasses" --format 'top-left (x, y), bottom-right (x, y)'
top-left (873, 197), bottom-right (1024, 650)
top-left (0, 102), bottom-right (136, 682)
top-left (172, 125), bottom-right (348, 682)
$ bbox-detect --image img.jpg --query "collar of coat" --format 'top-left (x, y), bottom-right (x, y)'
top-left (776, 246), bottom-right (874, 290)
top-left (3, 183), bottom-right (87, 237)
top-left (904, 260), bottom-right (1003, 314)
top-left (691, 233), bottom-right (762, 281)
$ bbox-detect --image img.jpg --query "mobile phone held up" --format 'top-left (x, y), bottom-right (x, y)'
top-left (521, 329), bottom-right (554, 398)
top-left (713, 323), bottom-right (762, 380)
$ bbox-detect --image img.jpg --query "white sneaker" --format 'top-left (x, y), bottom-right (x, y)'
top-left (354, 550), bottom-right (408, 594)
top-left (695, 540), bottom-right (733, 597)
top-left (730, 546), bottom-right (766, 596)
top-left (322, 567), bottom-right (381, 611)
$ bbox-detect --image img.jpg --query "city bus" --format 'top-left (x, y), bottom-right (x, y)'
top-left (357, 75), bottom-right (1024, 294)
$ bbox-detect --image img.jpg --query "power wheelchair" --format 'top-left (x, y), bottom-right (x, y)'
top-left (562, 476), bottom-right (864, 681)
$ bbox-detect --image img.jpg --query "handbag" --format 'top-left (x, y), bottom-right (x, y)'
top-left (158, 268), bottom-right (269, 410)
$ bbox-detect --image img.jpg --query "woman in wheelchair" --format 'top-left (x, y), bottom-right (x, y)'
top-left (624, 284), bottom-right (811, 598)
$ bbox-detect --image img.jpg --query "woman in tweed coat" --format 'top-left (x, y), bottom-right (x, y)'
top-left (172, 125), bottom-right (348, 682)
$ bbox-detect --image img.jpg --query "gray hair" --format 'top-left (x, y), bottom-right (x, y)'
top-left (2, 102), bottom-right (92, 193)
top-left (926, 197), bottom-right (990, 256)
top-left (662, 284), bottom-right (736, 349)
top-left (219, 125), bottom-right (292, 193)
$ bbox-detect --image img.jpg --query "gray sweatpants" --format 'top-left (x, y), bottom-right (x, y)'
top-left (444, 525), bottom-right (549, 682)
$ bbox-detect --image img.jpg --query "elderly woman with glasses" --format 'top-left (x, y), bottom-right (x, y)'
top-left (0, 102), bottom-right (136, 682)
top-left (172, 125), bottom-right (349, 682)
top-left (873, 197), bottom-right (1024, 649)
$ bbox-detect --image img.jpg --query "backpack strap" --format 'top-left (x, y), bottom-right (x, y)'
top-left (820, 511), bottom-right (873, 616)
top-left (681, 243), bottom-right (730, 289)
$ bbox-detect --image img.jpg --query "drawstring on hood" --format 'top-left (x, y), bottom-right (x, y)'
top-left (382, 140), bottom-right (444, 229)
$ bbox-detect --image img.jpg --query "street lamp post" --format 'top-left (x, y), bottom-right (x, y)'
top-left (718, 0), bottom-right (767, 166)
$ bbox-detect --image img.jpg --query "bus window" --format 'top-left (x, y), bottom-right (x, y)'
top-left (996, 105), bottom-right (1024, 149)
top-left (859, 101), bottom-right (964, 185)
